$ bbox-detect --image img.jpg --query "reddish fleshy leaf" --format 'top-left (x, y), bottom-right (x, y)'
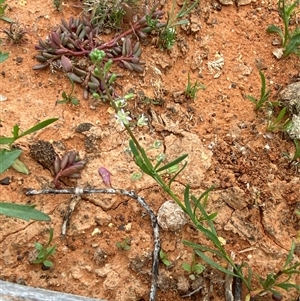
top-left (98, 167), bottom-right (111, 187)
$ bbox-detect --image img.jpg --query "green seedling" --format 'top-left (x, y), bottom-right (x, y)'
top-left (158, 0), bottom-right (200, 49)
top-left (32, 228), bottom-right (56, 268)
top-left (267, 0), bottom-right (300, 57)
top-left (247, 71), bottom-right (270, 110)
top-left (0, 202), bottom-right (50, 221)
top-left (83, 0), bottom-right (136, 30)
top-left (182, 254), bottom-right (205, 280)
top-left (0, 118), bottom-right (58, 174)
top-left (159, 249), bottom-right (171, 267)
top-left (53, 0), bottom-right (62, 11)
top-left (283, 139), bottom-right (300, 168)
top-left (56, 76), bottom-right (79, 105)
top-left (266, 106), bottom-right (291, 132)
top-left (0, 0), bottom-right (12, 22)
top-left (116, 237), bottom-right (131, 250)
top-left (185, 72), bottom-right (205, 99)
top-left (0, 51), bottom-right (9, 63)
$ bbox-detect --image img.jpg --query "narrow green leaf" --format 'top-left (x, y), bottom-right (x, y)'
top-left (12, 158), bottom-right (29, 174)
top-left (156, 154), bottom-right (188, 173)
top-left (182, 262), bottom-right (192, 272)
top-left (34, 242), bottom-right (44, 250)
top-left (276, 282), bottom-right (300, 290)
top-left (12, 125), bottom-right (20, 138)
top-left (0, 16), bottom-right (13, 23)
top-left (0, 149), bottom-right (22, 174)
top-left (0, 137), bottom-right (15, 145)
top-left (283, 241), bottom-right (295, 269)
top-left (266, 25), bottom-right (284, 39)
top-left (194, 250), bottom-right (239, 277)
top-left (284, 33), bottom-right (300, 57)
top-left (42, 260), bottom-right (54, 267)
top-left (19, 118), bottom-right (58, 138)
top-left (183, 185), bottom-right (195, 221)
top-left (0, 51), bottom-right (9, 63)
top-left (0, 202), bottom-right (50, 221)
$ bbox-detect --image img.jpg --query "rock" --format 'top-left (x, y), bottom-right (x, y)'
top-left (279, 82), bottom-right (300, 115)
top-left (220, 186), bottom-right (249, 210)
top-left (286, 115), bottom-right (300, 139)
top-left (279, 82), bottom-right (300, 139)
top-left (157, 200), bottom-right (188, 231)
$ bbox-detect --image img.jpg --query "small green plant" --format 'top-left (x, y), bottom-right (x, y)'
top-left (116, 237), bottom-right (131, 250)
top-left (83, 0), bottom-right (135, 30)
top-left (56, 76), bottom-right (79, 105)
top-left (267, 0), bottom-right (300, 57)
top-left (283, 139), bottom-right (300, 168)
top-left (182, 254), bottom-right (205, 280)
top-left (0, 51), bottom-right (9, 63)
top-left (185, 72), bottom-right (205, 99)
top-left (266, 106), bottom-right (291, 132)
top-left (0, 0), bottom-right (12, 22)
top-left (32, 228), bottom-right (56, 268)
top-left (158, 0), bottom-right (200, 49)
top-left (53, 0), bottom-right (62, 11)
top-left (159, 249), bottom-right (171, 267)
top-left (2, 22), bottom-right (27, 44)
top-left (0, 118), bottom-right (58, 174)
top-left (247, 70), bottom-right (270, 110)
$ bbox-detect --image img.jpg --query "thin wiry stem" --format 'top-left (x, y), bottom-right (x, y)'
top-left (26, 187), bottom-right (160, 301)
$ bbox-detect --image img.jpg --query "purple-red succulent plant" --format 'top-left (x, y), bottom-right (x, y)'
top-left (53, 151), bottom-right (85, 188)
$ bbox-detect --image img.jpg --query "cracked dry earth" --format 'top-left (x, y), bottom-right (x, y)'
top-left (0, 0), bottom-right (300, 300)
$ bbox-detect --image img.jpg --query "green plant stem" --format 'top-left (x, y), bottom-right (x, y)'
top-left (281, 0), bottom-right (290, 47)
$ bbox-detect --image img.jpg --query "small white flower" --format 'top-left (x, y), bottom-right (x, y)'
top-left (137, 114), bottom-right (148, 127)
top-left (115, 109), bottom-right (132, 126)
top-left (114, 98), bottom-right (127, 108)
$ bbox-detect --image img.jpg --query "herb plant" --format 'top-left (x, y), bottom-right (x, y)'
top-left (185, 72), bottom-right (205, 99)
top-left (159, 249), bottom-right (171, 267)
top-left (267, 0), bottom-right (300, 57)
top-left (56, 76), bottom-right (79, 105)
top-left (53, 0), bottom-right (62, 11)
top-left (116, 237), bottom-right (131, 250)
top-left (2, 22), bottom-right (27, 44)
top-left (32, 228), bottom-right (56, 268)
top-left (182, 254), bottom-right (205, 280)
top-left (158, 0), bottom-right (199, 49)
top-left (266, 106), bottom-right (291, 132)
top-left (83, 0), bottom-right (136, 30)
top-left (247, 71), bottom-right (270, 110)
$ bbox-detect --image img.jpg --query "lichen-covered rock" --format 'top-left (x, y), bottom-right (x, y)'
top-left (286, 115), bottom-right (300, 140)
top-left (279, 82), bottom-right (300, 115)
top-left (279, 82), bottom-right (300, 139)
top-left (157, 201), bottom-right (188, 231)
